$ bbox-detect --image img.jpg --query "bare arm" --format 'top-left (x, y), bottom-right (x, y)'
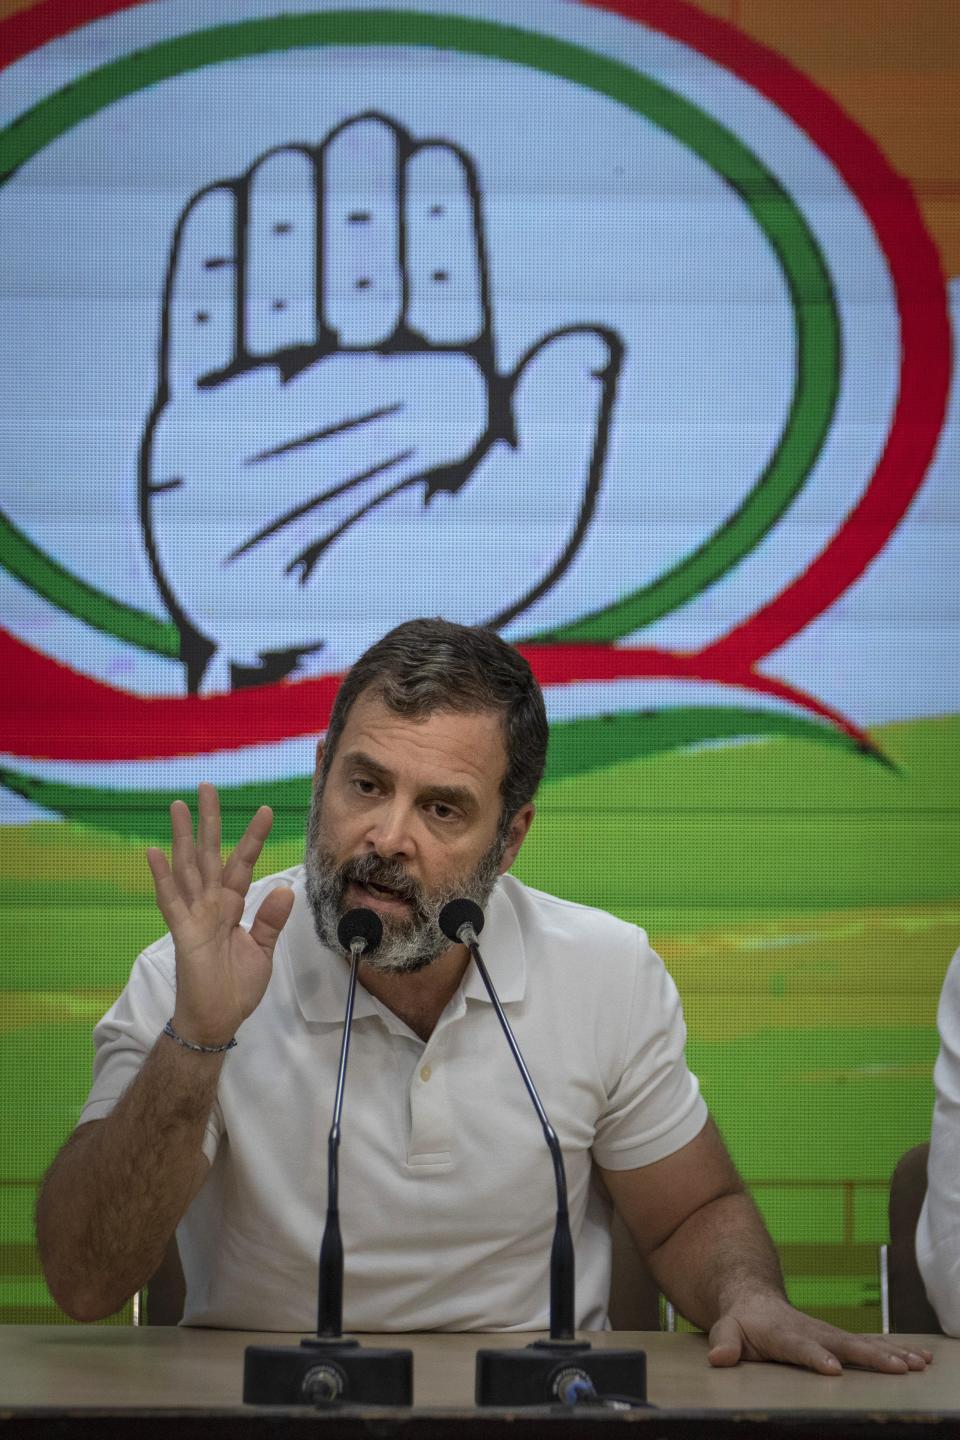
top-left (604, 1119), bottom-right (783, 1330)
top-left (600, 1119), bottom-right (932, 1375)
top-left (36, 1040), bottom-right (216, 1321)
top-left (36, 784), bottom-right (294, 1321)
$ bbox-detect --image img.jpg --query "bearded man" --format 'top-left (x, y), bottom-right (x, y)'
top-left (37, 620), bottom-right (930, 1375)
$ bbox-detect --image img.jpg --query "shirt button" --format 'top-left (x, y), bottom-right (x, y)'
top-left (419, 1064), bottom-right (432, 1082)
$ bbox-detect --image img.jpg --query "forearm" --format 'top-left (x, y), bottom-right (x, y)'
top-left (645, 1187), bottom-right (785, 1331)
top-left (36, 1031), bottom-right (222, 1321)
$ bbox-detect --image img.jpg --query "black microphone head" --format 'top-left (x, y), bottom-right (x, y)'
top-left (438, 898), bottom-right (485, 944)
top-left (337, 907), bottom-right (383, 955)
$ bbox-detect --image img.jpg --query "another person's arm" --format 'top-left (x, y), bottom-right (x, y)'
top-left (916, 945), bottom-right (960, 1334)
top-left (36, 785), bottom-right (293, 1321)
top-left (600, 1122), bottom-right (932, 1374)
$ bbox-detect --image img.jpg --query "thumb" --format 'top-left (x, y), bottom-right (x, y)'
top-left (249, 886), bottom-right (295, 960)
top-left (708, 1315), bottom-right (746, 1368)
top-left (510, 325), bottom-right (622, 474)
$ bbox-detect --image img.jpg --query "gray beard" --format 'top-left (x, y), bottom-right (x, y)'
top-left (303, 787), bottom-right (506, 973)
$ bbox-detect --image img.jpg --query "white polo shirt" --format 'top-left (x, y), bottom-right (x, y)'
top-left (80, 868), bottom-right (706, 1332)
top-left (917, 946), bottom-right (960, 1335)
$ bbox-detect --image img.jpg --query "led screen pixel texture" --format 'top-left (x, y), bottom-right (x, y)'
top-left (0, 0), bottom-right (957, 1327)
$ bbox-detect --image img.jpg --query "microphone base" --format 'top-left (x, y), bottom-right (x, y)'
top-left (243, 1336), bottom-right (413, 1406)
top-left (475, 1338), bottom-right (647, 1407)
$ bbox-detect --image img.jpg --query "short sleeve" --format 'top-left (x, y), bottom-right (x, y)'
top-left (917, 946), bottom-right (960, 1335)
top-left (591, 931), bottom-right (707, 1170)
top-left (78, 938), bottom-right (223, 1165)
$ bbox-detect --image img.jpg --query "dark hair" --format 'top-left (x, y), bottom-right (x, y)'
top-left (321, 619), bottom-right (549, 820)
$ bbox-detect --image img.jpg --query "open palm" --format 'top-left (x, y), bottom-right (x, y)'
top-left (146, 785), bottom-right (294, 1047)
top-left (140, 114), bottom-right (622, 692)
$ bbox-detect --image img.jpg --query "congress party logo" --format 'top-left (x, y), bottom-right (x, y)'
top-left (0, 0), bottom-right (950, 836)
top-left (142, 112), bottom-right (622, 693)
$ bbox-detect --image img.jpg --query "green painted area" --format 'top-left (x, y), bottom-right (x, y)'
top-left (0, 907), bottom-right (168, 993)
top-left (0, 774), bottom-right (315, 849)
top-left (543, 707), bottom-right (872, 779)
top-left (0, 509), bottom-right (179, 656)
top-left (0, 705), bottom-right (872, 846)
top-left (2, 713), bottom-right (956, 1323)
top-left (0, 1024), bottom-right (95, 1186)
top-left (514, 715), bottom-right (959, 913)
top-left (690, 1027), bottom-right (938, 1185)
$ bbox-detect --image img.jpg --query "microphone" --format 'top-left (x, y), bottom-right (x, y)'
top-left (243, 906), bottom-right (413, 1407)
top-left (438, 898), bottom-right (574, 1340)
top-left (438, 897), bottom-right (484, 947)
top-left (337, 907), bottom-right (384, 957)
top-left (439, 898), bottom-right (648, 1408)
top-left (315, 909), bottom-right (384, 1339)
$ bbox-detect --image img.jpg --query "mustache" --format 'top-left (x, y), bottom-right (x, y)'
top-left (340, 853), bottom-right (427, 914)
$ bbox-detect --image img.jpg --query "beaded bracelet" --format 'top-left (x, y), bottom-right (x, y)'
top-left (162, 1018), bottom-right (237, 1054)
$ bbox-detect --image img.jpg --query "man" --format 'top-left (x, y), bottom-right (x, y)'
top-left (38, 620), bottom-right (929, 1373)
top-left (917, 945), bottom-right (960, 1334)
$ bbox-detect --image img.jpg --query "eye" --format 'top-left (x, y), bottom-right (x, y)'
top-left (427, 801), bottom-right (458, 821)
top-left (352, 776), bottom-right (380, 796)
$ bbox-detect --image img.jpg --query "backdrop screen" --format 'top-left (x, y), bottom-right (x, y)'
top-left (1, 0), bottom-right (958, 1327)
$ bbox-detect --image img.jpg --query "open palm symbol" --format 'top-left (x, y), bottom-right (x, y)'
top-left (140, 114), bottom-right (623, 693)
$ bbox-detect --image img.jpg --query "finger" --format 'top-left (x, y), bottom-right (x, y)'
top-left (321, 114), bottom-right (403, 347)
top-left (404, 141), bottom-right (486, 345)
top-left (513, 326), bottom-right (616, 441)
top-left (511, 328), bottom-right (618, 514)
top-left (195, 782), bottom-right (222, 887)
top-left (827, 1335), bottom-right (912, 1373)
top-left (795, 1345), bottom-right (844, 1376)
top-left (146, 846), bottom-right (190, 931)
top-left (823, 1327), bottom-right (931, 1370)
top-left (724, 1318), bottom-right (843, 1375)
top-left (854, 1340), bottom-right (931, 1368)
top-left (169, 798), bottom-right (203, 903)
top-left (245, 146), bottom-right (318, 358)
top-left (163, 184), bottom-right (237, 393)
top-left (249, 886), bottom-right (295, 960)
top-left (707, 1317), bottom-right (744, 1368)
top-left (221, 805), bottom-right (275, 896)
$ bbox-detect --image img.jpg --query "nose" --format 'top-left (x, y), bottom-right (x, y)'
top-left (364, 797), bottom-right (416, 860)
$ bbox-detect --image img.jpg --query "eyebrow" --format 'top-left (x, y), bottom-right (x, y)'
top-left (342, 750), bottom-right (480, 812)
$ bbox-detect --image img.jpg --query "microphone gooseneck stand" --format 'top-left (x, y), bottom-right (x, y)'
top-left (437, 898), bottom-right (649, 1409)
top-left (243, 908), bottom-right (413, 1407)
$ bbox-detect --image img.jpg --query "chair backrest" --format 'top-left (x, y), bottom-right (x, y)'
top-left (888, 1142), bottom-right (942, 1334)
top-left (145, 1235), bottom-right (186, 1325)
top-left (608, 1209), bottom-right (662, 1330)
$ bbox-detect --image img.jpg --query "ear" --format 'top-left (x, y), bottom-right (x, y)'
top-left (498, 803), bottom-right (535, 874)
top-left (313, 739), bottom-right (325, 781)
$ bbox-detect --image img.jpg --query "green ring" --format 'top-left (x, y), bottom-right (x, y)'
top-left (0, 9), bottom-right (840, 651)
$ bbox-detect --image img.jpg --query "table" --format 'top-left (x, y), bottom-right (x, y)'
top-left (1, 1327), bottom-right (957, 1437)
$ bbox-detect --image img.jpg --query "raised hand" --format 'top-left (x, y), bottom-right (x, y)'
top-left (140, 113), bottom-right (623, 692)
top-left (146, 783), bottom-right (294, 1047)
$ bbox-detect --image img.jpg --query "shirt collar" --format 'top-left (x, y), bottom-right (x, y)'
top-left (284, 873), bottom-right (381, 1024)
top-left (284, 869), bottom-right (527, 1024)
top-left (462, 877), bottom-right (527, 1004)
